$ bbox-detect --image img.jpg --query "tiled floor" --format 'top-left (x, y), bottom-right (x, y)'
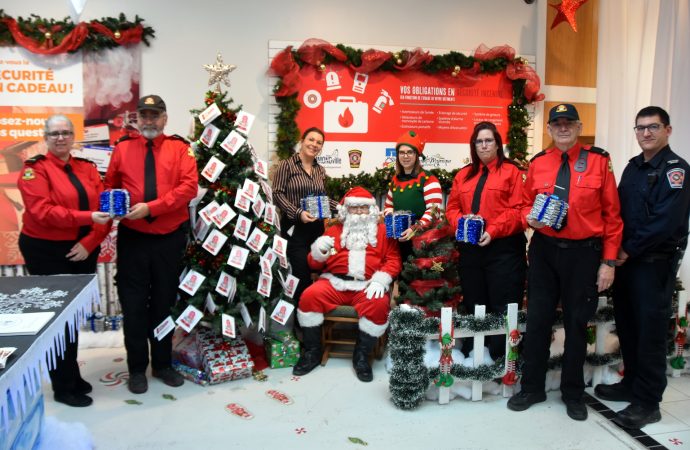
top-left (36, 345), bottom-right (690, 450)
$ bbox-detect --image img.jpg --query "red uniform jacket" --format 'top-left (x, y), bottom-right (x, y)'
top-left (446, 158), bottom-right (526, 239)
top-left (18, 152), bottom-right (109, 253)
top-left (105, 134), bottom-right (198, 234)
top-left (522, 143), bottom-right (623, 260)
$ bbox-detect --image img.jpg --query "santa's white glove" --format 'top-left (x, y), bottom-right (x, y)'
top-left (365, 281), bottom-right (386, 299)
top-left (315, 236), bottom-right (335, 254)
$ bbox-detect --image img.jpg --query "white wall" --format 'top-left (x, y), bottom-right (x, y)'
top-left (3, 0), bottom-right (538, 159)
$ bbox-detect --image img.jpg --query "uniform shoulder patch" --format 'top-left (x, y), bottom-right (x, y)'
top-left (21, 167), bottom-right (36, 180)
top-left (169, 134), bottom-right (190, 144)
top-left (114, 134), bottom-right (133, 145)
top-left (187, 147), bottom-right (195, 157)
top-left (24, 154), bottom-right (46, 165)
top-left (667, 159), bottom-right (680, 165)
top-left (667, 168), bottom-right (685, 189)
top-left (530, 150), bottom-right (546, 162)
top-left (586, 146), bottom-right (610, 157)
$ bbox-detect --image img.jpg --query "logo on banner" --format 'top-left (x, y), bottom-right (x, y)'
top-left (423, 153), bottom-right (452, 169)
top-left (348, 149), bottom-right (363, 168)
top-left (382, 148), bottom-right (396, 169)
top-left (316, 149), bottom-right (343, 168)
top-left (324, 97), bottom-right (368, 134)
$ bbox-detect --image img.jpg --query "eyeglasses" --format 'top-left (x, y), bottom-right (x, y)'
top-left (398, 150), bottom-right (417, 157)
top-left (633, 123), bottom-right (663, 134)
top-left (474, 138), bottom-right (495, 146)
top-left (46, 131), bottom-right (74, 139)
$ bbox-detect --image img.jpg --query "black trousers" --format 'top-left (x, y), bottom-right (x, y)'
top-left (458, 233), bottom-right (527, 359)
top-left (116, 225), bottom-right (186, 374)
top-left (282, 219), bottom-right (324, 306)
top-left (399, 240), bottom-right (413, 266)
top-left (520, 232), bottom-right (600, 401)
top-left (613, 254), bottom-right (678, 408)
top-left (18, 233), bottom-right (99, 394)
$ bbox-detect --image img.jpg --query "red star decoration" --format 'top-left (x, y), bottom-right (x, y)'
top-left (550, 0), bottom-right (589, 32)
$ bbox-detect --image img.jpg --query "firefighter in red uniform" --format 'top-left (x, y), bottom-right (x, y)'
top-left (507, 104), bottom-right (623, 421)
top-left (105, 95), bottom-right (198, 394)
top-left (18, 114), bottom-right (112, 407)
top-left (445, 121), bottom-right (527, 360)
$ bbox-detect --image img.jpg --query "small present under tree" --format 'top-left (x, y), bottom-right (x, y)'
top-left (396, 208), bottom-right (462, 312)
top-left (173, 54), bottom-right (290, 336)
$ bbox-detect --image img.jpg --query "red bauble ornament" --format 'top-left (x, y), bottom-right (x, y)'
top-left (550, 0), bottom-right (588, 32)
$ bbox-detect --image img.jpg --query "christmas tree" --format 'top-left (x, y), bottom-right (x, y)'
top-left (173, 54), bottom-right (291, 337)
top-left (396, 207), bottom-right (462, 312)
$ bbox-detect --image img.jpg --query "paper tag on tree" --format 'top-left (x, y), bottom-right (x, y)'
top-left (153, 316), bottom-right (175, 341)
top-left (254, 159), bottom-right (268, 179)
top-left (264, 204), bottom-right (277, 226)
top-left (220, 130), bottom-right (246, 156)
top-left (192, 216), bottom-right (211, 241)
top-left (252, 196), bottom-right (265, 218)
top-left (259, 307), bottom-right (267, 333)
top-left (272, 235), bottom-right (288, 258)
top-left (234, 188), bottom-right (251, 212)
top-left (201, 156), bottom-right (225, 183)
top-left (283, 274), bottom-right (299, 298)
top-left (221, 313), bottom-right (236, 338)
top-left (200, 124), bottom-right (221, 148)
top-left (202, 229), bottom-right (228, 256)
top-left (205, 293), bottom-right (217, 315)
top-left (262, 248), bottom-right (277, 266)
top-left (234, 110), bottom-right (255, 135)
top-left (257, 274), bottom-right (272, 297)
top-left (270, 299), bottom-right (294, 325)
top-left (259, 180), bottom-right (273, 203)
top-left (227, 245), bottom-right (250, 270)
top-left (259, 257), bottom-right (272, 277)
top-left (239, 303), bottom-right (252, 327)
top-left (198, 103), bottom-right (221, 126)
top-left (233, 215), bottom-right (252, 241)
top-left (241, 179), bottom-right (260, 203)
top-left (179, 270), bottom-right (205, 295)
top-left (246, 228), bottom-right (268, 253)
top-left (211, 203), bottom-right (236, 229)
top-left (199, 201), bottom-right (220, 225)
top-left (216, 271), bottom-right (233, 297)
top-left (175, 304), bottom-right (203, 332)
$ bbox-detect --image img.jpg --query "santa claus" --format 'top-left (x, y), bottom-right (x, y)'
top-left (294, 187), bottom-right (401, 382)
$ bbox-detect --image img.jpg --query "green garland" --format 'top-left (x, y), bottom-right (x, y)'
top-left (272, 44), bottom-right (536, 164)
top-left (0, 10), bottom-right (155, 52)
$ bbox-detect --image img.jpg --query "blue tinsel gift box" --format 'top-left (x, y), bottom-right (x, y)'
top-left (384, 211), bottom-right (415, 238)
top-left (456, 215), bottom-right (485, 245)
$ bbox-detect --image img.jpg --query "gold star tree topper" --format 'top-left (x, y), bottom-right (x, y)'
top-left (203, 53), bottom-right (236, 93)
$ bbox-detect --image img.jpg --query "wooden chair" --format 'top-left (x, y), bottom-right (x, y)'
top-left (320, 305), bottom-right (387, 366)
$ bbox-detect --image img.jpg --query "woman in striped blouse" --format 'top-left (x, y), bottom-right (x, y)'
top-left (383, 130), bottom-right (443, 263)
top-left (273, 127), bottom-right (337, 304)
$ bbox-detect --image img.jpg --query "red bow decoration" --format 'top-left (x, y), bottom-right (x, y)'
top-left (269, 46), bottom-right (301, 97)
top-left (414, 250), bottom-right (459, 270)
top-left (412, 225), bottom-right (454, 250)
top-left (474, 44), bottom-right (516, 61)
top-left (394, 48), bottom-right (433, 71)
top-left (2, 17), bottom-right (89, 55)
top-left (474, 44), bottom-right (544, 102)
top-left (297, 38), bottom-right (347, 66)
top-left (437, 61), bottom-right (482, 88)
top-left (351, 49), bottom-right (391, 73)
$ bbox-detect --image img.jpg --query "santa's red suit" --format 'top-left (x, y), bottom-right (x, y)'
top-left (298, 219), bottom-right (401, 336)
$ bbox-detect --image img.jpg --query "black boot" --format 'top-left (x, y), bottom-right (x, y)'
top-left (292, 326), bottom-right (322, 376)
top-left (353, 332), bottom-right (378, 382)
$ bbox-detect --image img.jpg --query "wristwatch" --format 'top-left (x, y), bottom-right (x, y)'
top-left (602, 259), bottom-right (616, 267)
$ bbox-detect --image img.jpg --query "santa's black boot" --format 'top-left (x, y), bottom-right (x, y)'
top-left (292, 326), bottom-right (322, 376)
top-left (353, 331), bottom-right (377, 382)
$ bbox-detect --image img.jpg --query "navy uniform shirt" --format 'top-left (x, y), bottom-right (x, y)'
top-left (618, 145), bottom-right (690, 258)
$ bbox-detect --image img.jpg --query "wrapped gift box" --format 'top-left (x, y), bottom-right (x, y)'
top-left (456, 215), bottom-right (485, 245)
top-left (300, 194), bottom-right (331, 219)
top-left (265, 331), bottom-right (300, 368)
top-left (172, 361), bottom-right (209, 386)
top-left (384, 211), bottom-right (415, 239)
top-left (99, 189), bottom-right (130, 217)
top-left (172, 328), bottom-right (203, 370)
top-left (528, 193), bottom-right (568, 230)
top-left (196, 329), bottom-right (254, 384)
top-left (83, 312), bottom-right (105, 332)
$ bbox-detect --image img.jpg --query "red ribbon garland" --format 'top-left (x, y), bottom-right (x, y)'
top-left (474, 44), bottom-right (544, 102)
top-left (2, 17), bottom-right (146, 55)
top-left (297, 38), bottom-right (347, 66)
top-left (350, 49), bottom-right (391, 73)
top-left (269, 46), bottom-right (301, 97)
top-left (393, 48), bottom-right (433, 71)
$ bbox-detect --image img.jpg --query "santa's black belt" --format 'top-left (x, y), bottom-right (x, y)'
top-left (536, 233), bottom-right (602, 249)
top-left (330, 274), bottom-right (364, 281)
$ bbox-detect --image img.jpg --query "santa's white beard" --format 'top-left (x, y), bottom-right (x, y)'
top-left (341, 213), bottom-right (378, 250)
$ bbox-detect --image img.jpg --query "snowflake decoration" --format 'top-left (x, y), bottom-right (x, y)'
top-left (0, 287), bottom-right (68, 313)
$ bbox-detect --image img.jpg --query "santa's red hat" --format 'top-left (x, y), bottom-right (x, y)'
top-left (395, 130), bottom-right (426, 156)
top-left (339, 186), bottom-right (376, 207)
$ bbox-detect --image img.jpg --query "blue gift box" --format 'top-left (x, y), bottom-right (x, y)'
top-left (528, 193), bottom-right (568, 230)
top-left (300, 194), bottom-right (331, 219)
top-left (384, 212), bottom-right (415, 238)
top-left (456, 215), bottom-right (485, 245)
top-left (99, 189), bottom-right (130, 217)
